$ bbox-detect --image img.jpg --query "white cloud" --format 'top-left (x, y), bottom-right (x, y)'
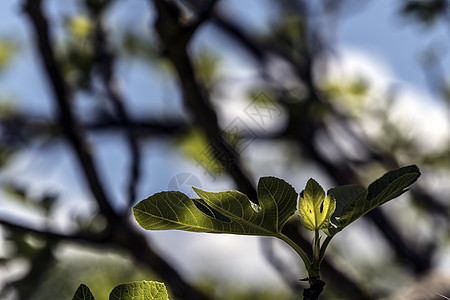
top-left (390, 87), bottom-right (450, 152)
top-left (324, 48), bottom-right (396, 92)
top-left (326, 47), bottom-right (450, 153)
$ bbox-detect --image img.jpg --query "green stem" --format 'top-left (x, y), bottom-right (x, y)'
top-left (276, 233), bottom-right (311, 272)
top-left (319, 235), bottom-right (333, 260)
top-left (276, 233), bottom-right (334, 281)
top-left (313, 230), bottom-right (320, 261)
top-left (309, 233), bottom-right (334, 279)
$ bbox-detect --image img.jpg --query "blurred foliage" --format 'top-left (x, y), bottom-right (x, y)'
top-left (30, 248), bottom-right (159, 300)
top-left (0, 100), bottom-right (23, 168)
top-left (401, 0), bottom-right (448, 26)
top-left (177, 128), bottom-right (226, 177)
top-left (197, 278), bottom-right (294, 300)
top-left (193, 49), bottom-right (221, 89)
top-left (321, 77), bottom-right (370, 114)
top-left (120, 30), bottom-right (175, 78)
top-left (3, 182), bottom-right (57, 217)
top-left (0, 39), bottom-right (16, 72)
top-left (271, 14), bottom-right (307, 51)
top-left (58, 14), bottom-right (96, 90)
top-left (67, 15), bottom-right (94, 39)
top-left (122, 30), bottom-right (159, 61)
top-left (0, 148), bottom-right (15, 169)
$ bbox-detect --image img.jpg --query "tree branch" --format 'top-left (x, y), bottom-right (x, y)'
top-left (0, 218), bottom-right (109, 245)
top-left (150, 0), bottom-right (257, 201)
top-left (91, 8), bottom-right (142, 209)
top-left (23, 0), bottom-right (119, 224)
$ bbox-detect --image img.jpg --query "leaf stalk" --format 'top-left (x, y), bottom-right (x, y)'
top-left (276, 233), bottom-right (312, 272)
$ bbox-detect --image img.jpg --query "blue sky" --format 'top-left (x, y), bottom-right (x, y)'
top-left (338, 0), bottom-right (449, 90)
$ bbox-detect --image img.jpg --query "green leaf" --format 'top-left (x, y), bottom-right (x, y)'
top-left (72, 284), bottom-right (95, 300)
top-left (325, 165), bottom-right (421, 236)
top-left (325, 184), bottom-right (366, 226)
top-left (109, 281), bottom-right (168, 300)
top-left (298, 178), bottom-right (336, 233)
top-left (133, 176), bottom-right (297, 236)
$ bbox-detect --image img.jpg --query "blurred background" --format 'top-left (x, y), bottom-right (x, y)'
top-left (0, 0), bottom-right (449, 299)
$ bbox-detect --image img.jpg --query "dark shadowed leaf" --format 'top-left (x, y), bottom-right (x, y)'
top-left (325, 165), bottom-right (421, 236)
top-left (326, 184), bottom-right (366, 225)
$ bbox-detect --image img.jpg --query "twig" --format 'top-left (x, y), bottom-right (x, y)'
top-left (22, 0), bottom-right (119, 224)
top-left (0, 218), bottom-right (109, 244)
top-left (150, 0), bottom-right (257, 201)
top-left (91, 10), bottom-right (142, 209)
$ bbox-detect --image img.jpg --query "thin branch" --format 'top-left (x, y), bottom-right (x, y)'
top-left (91, 11), bottom-right (142, 209)
top-left (0, 218), bottom-right (109, 245)
top-left (150, 0), bottom-right (257, 201)
top-left (22, 0), bottom-right (119, 224)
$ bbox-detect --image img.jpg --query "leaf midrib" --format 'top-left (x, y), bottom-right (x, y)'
top-left (203, 193), bottom-right (277, 235)
top-left (135, 203), bottom-right (275, 235)
top-left (260, 179), bottom-right (282, 233)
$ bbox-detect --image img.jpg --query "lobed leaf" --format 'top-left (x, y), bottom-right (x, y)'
top-left (109, 281), bottom-right (168, 300)
top-left (325, 165), bottom-right (421, 236)
top-left (298, 178), bottom-right (336, 233)
top-left (133, 176), bottom-right (297, 236)
top-left (72, 284), bottom-right (95, 300)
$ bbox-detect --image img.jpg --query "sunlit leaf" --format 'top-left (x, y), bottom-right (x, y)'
top-left (133, 177), bottom-right (297, 236)
top-left (325, 165), bottom-right (421, 236)
top-left (298, 178), bottom-right (336, 233)
top-left (109, 281), bottom-right (168, 300)
top-left (72, 284), bottom-right (95, 300)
